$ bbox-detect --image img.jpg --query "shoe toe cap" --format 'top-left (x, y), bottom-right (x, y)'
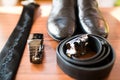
top-left (47, 19), bottom-right (75, 40)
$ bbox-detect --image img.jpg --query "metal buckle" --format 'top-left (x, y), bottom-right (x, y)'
top-left (66, 34), bottom-right (88, 58)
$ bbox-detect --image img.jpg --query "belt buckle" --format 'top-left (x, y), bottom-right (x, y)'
top-left (66, 34), bottom-right (88, 58)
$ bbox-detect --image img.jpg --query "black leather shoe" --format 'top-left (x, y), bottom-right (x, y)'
top-left (47, 0), bottom-right (76, 41)
top-left (76, 0), bottom-right (109, 38)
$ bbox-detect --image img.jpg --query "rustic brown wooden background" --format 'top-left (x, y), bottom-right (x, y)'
top-left (0, 1), bottom-right (120, 80)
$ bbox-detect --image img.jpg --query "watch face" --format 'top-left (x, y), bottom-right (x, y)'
top-left (28, 33), bottom-right (43, 40)
top-left (32, 33), bottom-right (43, 39)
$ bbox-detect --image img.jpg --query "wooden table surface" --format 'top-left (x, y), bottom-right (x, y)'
top-left (0, 2), bottom-right (120, 80)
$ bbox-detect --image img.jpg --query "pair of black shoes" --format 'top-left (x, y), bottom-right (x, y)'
top-left (47, 0), bottom-right (109, 41)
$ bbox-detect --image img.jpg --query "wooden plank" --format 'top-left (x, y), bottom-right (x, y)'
top-left (0, 3), bottom-right (120, 80)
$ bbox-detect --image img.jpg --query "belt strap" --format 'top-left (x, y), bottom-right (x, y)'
top-left (0, 3), bottom-right (39, 80)
top-left (57, 34), bottom-right (115, 80)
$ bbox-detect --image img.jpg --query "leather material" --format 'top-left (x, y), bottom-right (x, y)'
top-left (77, 0), bottom-right (109, 38)
top-left (57, 34), bottom-right (115, 80)
top-left (0, 3), bottom-right (39, 80)
top-left (47, 0), bottom-right (76, 41)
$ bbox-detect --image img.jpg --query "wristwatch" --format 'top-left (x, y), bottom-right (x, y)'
top-left (28, 33), bottom-right (44, 64)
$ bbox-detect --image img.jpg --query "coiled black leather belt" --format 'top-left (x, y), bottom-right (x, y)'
top-left (57, 34), bottom-right (115, 80)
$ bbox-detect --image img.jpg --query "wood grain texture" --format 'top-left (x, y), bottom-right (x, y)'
top-left (0, 2), bottom-right (120, 80)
